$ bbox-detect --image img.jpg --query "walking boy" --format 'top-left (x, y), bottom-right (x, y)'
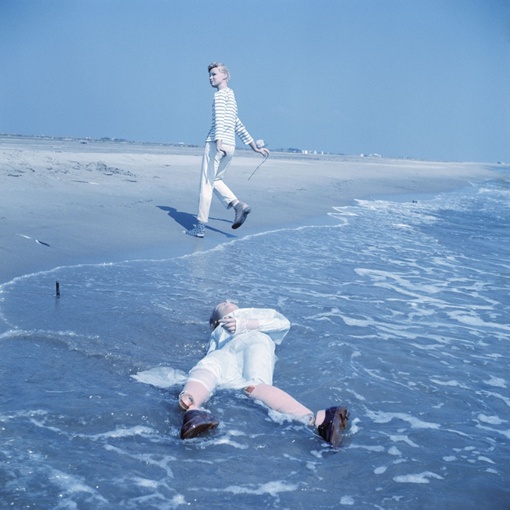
top-left (186, 63), bottom-right (269, 238)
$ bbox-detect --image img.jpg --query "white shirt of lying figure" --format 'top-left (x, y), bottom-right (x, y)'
top-left (207, 301), bottom-right (290, 354)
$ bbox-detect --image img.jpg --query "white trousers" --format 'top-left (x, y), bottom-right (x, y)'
top-left (197, 142), bottom-right (237, 224)
top-left (189, 333), bottom-right (276, 391)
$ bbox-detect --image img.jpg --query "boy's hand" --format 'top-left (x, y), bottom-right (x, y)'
top-left (216, 140), bottom-right (227, 157)
top-left (249, 141), bottom-right (270, 158)
top-left (254, 146), bottom-right (270, 157)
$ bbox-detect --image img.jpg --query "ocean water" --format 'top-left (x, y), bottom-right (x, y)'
top-left (1, 176), bottom-right (509, 509)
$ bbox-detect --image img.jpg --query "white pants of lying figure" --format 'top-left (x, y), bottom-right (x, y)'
top-left (179, 367), bottom-right (324, 427)
top-left (197, 142), bottom-right (237, 224)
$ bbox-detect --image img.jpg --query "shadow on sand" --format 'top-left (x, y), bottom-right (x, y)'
top-left (157, 206), bottom-right (236, 239)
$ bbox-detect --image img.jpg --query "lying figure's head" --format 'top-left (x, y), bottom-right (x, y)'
top-left (209, 300), bottom-right (239, 329)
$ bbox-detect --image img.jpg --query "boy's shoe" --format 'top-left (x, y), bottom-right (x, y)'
top-left (232, 202), bottom-right (251, 229)
top-left (185, 222), bottom-right (205, 238)
top-left (317, 406), bottom-right (349, 446)
top-left (180, 409), bottom-right (219, 439)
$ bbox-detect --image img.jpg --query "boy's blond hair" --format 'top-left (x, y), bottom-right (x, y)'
top-left (208, 62), bottom-right (230, 81)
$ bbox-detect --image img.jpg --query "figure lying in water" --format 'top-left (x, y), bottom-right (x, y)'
top-left (177, 301), bottom-right (349, 446)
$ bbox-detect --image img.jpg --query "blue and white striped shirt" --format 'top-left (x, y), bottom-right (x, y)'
top-left (206, 87), bottom-right (253, 147)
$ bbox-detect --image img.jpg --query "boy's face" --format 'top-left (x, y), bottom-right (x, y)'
top-left (209, 67), bottom-right (228, 90)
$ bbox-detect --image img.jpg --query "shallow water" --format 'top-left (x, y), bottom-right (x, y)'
top-left (1, 176), bottom-right (509, 509)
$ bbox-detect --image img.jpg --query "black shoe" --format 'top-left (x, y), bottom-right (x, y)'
top-left (317, 406), bottom-right (349, 446)
top-left (180, 409), bottom-right (219, 439)
top-left (232, 202), bottom-right (251, 229)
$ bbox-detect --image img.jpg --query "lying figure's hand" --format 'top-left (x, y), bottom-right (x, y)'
top-left (219, 316), bottom-right (237, 333)
top-left (220, 316), bottom-right (259, 334)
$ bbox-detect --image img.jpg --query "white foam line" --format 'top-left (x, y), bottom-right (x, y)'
top-left (366, 410), bottom-right (440, 429)
top-left (476, 424), bottom-right (510, 440)
top-left (87, 426), bottom-right (156, 440)
top-left (1, 222), bottom-right (342, 288)
top-left (223, 480), bottom-right (298, 496)
top-left (393, 471), bottom-right (443, 484)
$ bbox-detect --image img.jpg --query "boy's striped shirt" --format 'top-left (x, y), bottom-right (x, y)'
top-left (206, 87), bottom-right (253, 147)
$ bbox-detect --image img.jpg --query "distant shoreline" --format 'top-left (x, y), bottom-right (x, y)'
top-left (3, 132), bottom-right (494, 164)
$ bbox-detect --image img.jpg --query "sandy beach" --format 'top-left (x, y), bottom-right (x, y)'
top-left (0, 135), bottom-right (499, 284)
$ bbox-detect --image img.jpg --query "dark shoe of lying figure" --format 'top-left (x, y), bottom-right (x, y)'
top-left (317, 406), bottom-right (349, 446)
top-left (180, 409), bottom-right (220, 439)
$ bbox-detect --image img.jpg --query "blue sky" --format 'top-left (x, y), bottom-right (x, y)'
top-left (1, 0), bottom-right (509, 162)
